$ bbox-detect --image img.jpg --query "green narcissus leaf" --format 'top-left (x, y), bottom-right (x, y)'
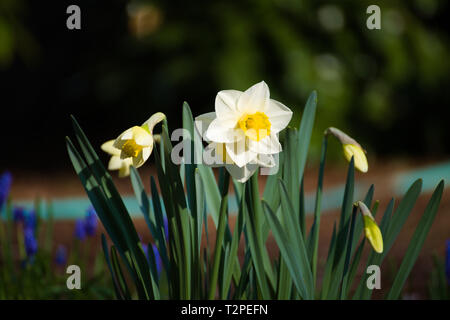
top-left (386, 180), bottom-right (444, 300)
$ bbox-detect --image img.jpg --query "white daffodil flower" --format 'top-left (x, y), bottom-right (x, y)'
top-left (101, 140), bottom-right (133, 177)
top-left (113, 112), bottom-right (166, 168)
top-left (195, 81), bottom-right (292, 182)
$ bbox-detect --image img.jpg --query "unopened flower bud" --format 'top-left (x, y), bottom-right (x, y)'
top-left (357, 201), bottom-right (383, 253)
top-left (326, 127), bottom-right (368, 173)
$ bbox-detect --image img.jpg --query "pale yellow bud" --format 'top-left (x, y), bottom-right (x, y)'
top-left (325, 127), bottom-right (369, 173)
top-left (343, 144), bottom-right (368, 173)
top-left (357, 201), bottom-right (383, 253)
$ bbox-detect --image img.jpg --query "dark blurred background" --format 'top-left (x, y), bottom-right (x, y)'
top-left (0, 0), bottom-right (449, 171)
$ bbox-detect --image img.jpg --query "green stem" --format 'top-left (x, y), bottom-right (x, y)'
top-left (208, 170), bottom-right (229, 299)
top-left (17, 225), bottom-right (26, 262)
top-left (340, 205), bottom-right (358, 299)
top-left (208, 196), bottom-right (228, 299)
top-left (249, 171), bottom-right (263, 243)
top-left (310, 135), bottom-right (328, 289)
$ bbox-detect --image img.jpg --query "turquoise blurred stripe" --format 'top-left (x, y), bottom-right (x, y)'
top-left (7, 161), bottom-right (448, 220)
top-left (11, 183), bottom-right (366, 220)
top-left (394, 161), bottom-right (450, 194)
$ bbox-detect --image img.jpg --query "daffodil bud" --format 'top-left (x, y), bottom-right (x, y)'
top-left (325, 127), bottom-right (368, 173)
top-left (153, 134), bottom-right (161, 144)
top-left (357, 201), bottom-right (383, 253)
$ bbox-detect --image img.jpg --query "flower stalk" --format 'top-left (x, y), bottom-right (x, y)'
top-left (308, 134), bottom-right (329, 289)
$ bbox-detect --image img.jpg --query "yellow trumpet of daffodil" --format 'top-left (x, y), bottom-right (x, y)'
top-left (326, 127), bottom-right (368, 173)
top-left (357, 201), bottom-right (383, 253)
top-left (112, 112), bottom-right (166, 169)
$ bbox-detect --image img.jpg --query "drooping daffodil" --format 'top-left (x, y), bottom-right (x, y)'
top-left (325, 127), bottom-right (368, 173)
top-left (101, 140), bottom-right (133, 177)
top-left (102, 113), bottom-right (165, 177)
top-left (357, 201), bottom-right (383, 253)
top-left (195, 81), bottom-right (292, 182)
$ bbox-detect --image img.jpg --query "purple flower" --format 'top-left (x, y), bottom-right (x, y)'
top-left (13, 206), bottom-right (25, 223)
top-left (24, 209), bottom-right (37, 230)
top-left (142, 243), bottom-right (148, 258)
top-left (0, 171), bottom-right (12, 210)
top-left (24, 228), bottom-right (38, 257)
top-left (142, 243), bottom-right (163, 275)
top-left (55, 245), bottom-right (68, 266)
top-left (74, 219), bottom-right (86, 240)
top-left (84, 206), bottom-right (98, 236)
top-left (152, 244), bottom-right (162, 275)
top-left (74, 207), bottom-right (98, 240)
top-left (446, 240), bottom-right (450, 285)
top-left (163, 216), bottom-right (169, 240)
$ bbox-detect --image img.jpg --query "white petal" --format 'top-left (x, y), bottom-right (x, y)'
top-left (266, 99), bottom-right (293, 133)
top-left (248, 133), bottom-right (282, 155)
top-left (225, 140), bottom-right (257, 167)
top-left (133, 127), bottom-right (153, 146)
top-left (259, 154), bottom-right (280, 176)
top-left (108, 156), bottom-right (123, 170)
top-left (194, 112), bottom-right (216, 140)
top-left (142, 112), bottom-right (166, 133)
top-left (113, 128), bottom-right (134, 149)
top-left (119, 128), bottom-right (134, 140)
top-left (118, 161), bottom-right (132, 177)
top-left (237, 81), bottom-right (270, 114)
top-left (101, 140), bottom-right (120, 156)
top-left (215, 90), bottom-right (242, 125)
top-left (141, 146), bottom-right (153, 163)
top-left (256, 154), bottom-right (276, 167)
top-left (225, 163), bottom-right (258, 183)
top-left (206, 118), bottom-right (244, 143)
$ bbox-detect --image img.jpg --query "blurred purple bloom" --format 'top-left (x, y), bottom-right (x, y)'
top-left (142, 243), bottom-right (148, 258)
top-left (152, 244), bottom-right (162, 275)
top-left (24, 227), bottom-right (38, 257)
top-left (74, 219), bottom-right (86, 240)
top-left (24, 209), bottom-right (37, 230)
top-left (163, 216), bottom-right (169, 240)
top-left (142, 243), bottom-right (163, 275)
top-left (0, 171), bottom-right (12, 210)
top-left (13, 206), bottom-right (25, 223)
top-left (84, 206), bottom-right (98, 236)
top-left (55, 245), bottom-right (68, 266)
top-left (446, 240), bottom-right (450, 285)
